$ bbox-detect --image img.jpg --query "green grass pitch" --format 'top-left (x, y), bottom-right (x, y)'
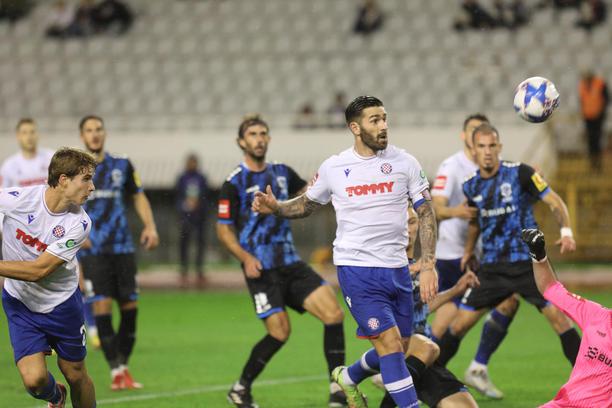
top-left (1, 290), bottom-right (610, 407)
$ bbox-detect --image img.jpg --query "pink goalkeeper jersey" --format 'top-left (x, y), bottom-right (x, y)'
top-left (540, 282), bottom-right (612, 408)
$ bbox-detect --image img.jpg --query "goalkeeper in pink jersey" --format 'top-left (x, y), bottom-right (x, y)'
top-left (522, 229), bottom-right (611, 408)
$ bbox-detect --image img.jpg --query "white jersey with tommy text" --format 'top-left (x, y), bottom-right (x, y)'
top-left (431, 150), bottom-right (478, 259)
top-left (0, 185), bottom-right (91, 313)
top-left (0, 148), bottom-right (54, 188)
top-left (306, 145), bottom-right (429, 268)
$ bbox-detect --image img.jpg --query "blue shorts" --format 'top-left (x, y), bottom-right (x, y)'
top-left (2, 289), bottom-right (87, 364)
top-left (337, 265), bottom-right (414, 339)
top-left (436, 259), bottom-right (464, 306)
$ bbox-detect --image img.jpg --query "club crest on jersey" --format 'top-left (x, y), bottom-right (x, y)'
top-left (500, 183), bottom-right (513, 202)
top-left (111, 169), bottom-right (123, 188)
top-left (367, 318), bottom-right (380, 330)
top-left (52, 225), bottom-right (66, 238)
top-left (27, 214), bottom-right (35, 224)
top-left (380, 163), bottom-right (392, 174)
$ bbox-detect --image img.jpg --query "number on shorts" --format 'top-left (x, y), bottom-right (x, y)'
top-left (254, 292), bottom-right (271, 314)
top-left (80, 324), bottom-right (86, 346)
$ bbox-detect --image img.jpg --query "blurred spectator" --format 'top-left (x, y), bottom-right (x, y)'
top-left (353, 0), bottom-right (384, 36)
top-left (0, 0), bottom-right (34, 24)
top-left (326, 91), bottom-right (347, 128)
top-left (176, 154), bottom-right (210, 288)
top-left (510, 0), bottom-right (530, 27)
top-left (454, 0), bottom-right (497, 30)
top-left (45, 0), bottom-right (75, 38)
top-left (68, 0), bottom-right (96, 37)
top-left (293, 103), bottom-right (318, 129)
top-left (91, 0), bottom-right (133, 34)
top-left (579, 70), bottom-right (609, 172)
top-left (493, 0), bottom-right (513, 27)
top-left (576, 0), bottom-right (607, 30)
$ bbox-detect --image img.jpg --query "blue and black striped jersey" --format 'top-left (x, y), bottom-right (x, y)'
top-left (217, 162), bottom-right (307, 270)
top-left (463, 161), bottom-right (550, 264)
top-left (79, 153), bottom-right (143, 256)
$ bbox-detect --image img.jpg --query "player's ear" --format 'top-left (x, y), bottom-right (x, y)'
top-left (237, 137), bottom-right (246, 151)
top-left (348, 121), bottom-right (360, 136)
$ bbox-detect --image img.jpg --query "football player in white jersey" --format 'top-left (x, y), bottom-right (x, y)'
top-left (253, 96), bottom-right (438, 408)
top-left (431, 114), bottom-right (519, 398)
top-left (0, 118), bottom-right (54, 188)
top-left (0, 147), bottom-right (97, 408)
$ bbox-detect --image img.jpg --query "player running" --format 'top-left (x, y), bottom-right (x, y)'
top-left (78, 115), bottom-right (159, 390)
top-left (436, 124), bottom-right (582, 386)
top-left (253, 96), bottom-right (438, 408)
top-left (431, 114), bottom-right (518, 398)
top-left (522, 228), bottom-right (611, 408)
top-left (0, 147), bottom-right (97, 408)
top-left (218, 115), bottom-right (347, 408)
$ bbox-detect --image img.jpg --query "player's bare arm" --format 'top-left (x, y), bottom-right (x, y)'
top-left (415, 200), bottom-right (438, 303)
top-left (461, 217), bottom-right (481, 271)
top-left (133, 192), bottom-right (159, 250)
top-left (540, 189), bottom-right (576, 254)
top-left (216, 223), bottom-right (262, 278)
top-left (0, 251), bottom-right (65, 282)
top-left (252, 185), bottom-right (323, 219)
top-left (432, 196), bottom-right (478, 221)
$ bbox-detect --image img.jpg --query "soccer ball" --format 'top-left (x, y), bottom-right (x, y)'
top-left (513, 76), bottom-right (560, 123)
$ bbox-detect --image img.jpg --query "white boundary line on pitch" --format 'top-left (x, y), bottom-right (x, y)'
top-left (29, 374), bottom-right (326, 407)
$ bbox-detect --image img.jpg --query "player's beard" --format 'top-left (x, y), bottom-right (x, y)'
top-left (246, 144), bottom-right (267, 162)
top-left (360, 127), bottom-right (388, 152)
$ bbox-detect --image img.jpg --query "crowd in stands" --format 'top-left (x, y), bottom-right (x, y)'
top-left (454, 0), bottom-right (606, 31)
top-left (293, 92), bottom-right (349, 130)
top-left (45, 0), bottom-right (133, 39)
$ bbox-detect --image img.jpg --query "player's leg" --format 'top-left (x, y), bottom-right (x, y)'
top-left (436, 391), bottom-right (479, 408)
top-left (178, 216), bottom-right (191, 288)
top-left (228, 269), bottom-right (287, 408)
top-left (57, 358), bottom-right (96, 408)
top-left (302, 282), bottom-right (347, 407)
top-left (437, 308), bottom-right (487, 366)
top-left (17, 353), bottom-right (67, 406)
top-left (116, 254), bottom-right (142, 389)
top-left (334, 266), bottom-right (419, 407)
top-left (517, 262), bottom-right (581, 366)
top-left (541, 304), bottom-right (581, 365)
top-left (195, 219), bottom-right (206, 287)
top-left (464, 294), bottom-right (519, 399)
top-left (430, 259), bottom-right (464, 342)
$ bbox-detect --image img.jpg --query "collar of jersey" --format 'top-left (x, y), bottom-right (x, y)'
top-left (351, 148), bottom-right (384, 160)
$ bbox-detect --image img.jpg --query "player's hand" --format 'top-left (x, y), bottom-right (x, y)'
top-left (453, 204), bottom-right (478, 220)
top-left (556, 236), bottom-right (576, 254)
top-left (419, 263), bottom-right (438, 304)
top-left (243, 254), bottom-right (263, 279)
top-left (408, 259), bottom-right (422, 276)
top-left (456, 270), bottom-right (480, 293)
top-left (252, 185), bottom-right (279, 215)
top-left (140, 227), bottom-right (159, 250)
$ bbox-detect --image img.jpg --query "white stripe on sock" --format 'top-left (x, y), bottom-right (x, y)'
top-left (342, 368), bottom-right (355, 385)
top-left (384, 376), bottom-right (414, 392)
top-left (360, 351), bottom-right (379, 373)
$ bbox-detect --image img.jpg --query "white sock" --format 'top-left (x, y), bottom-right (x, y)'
top-left (233, 382), bottom-right (245, 391)
top-left (342, 368), bottom-right (355, 385)
top-left (330, 381), bottom-right (342, 393)
top-left (111, 368), bottom-right (123, 378)
top-left (468, 360), bottom-right (488, 372)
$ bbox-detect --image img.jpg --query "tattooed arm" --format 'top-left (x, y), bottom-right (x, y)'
top-left (541, 189), bottom-right (576, 253)
top-left (252, 185), bottom-right (323, 219)
top-left (415, 199), bottom-right (438, 303)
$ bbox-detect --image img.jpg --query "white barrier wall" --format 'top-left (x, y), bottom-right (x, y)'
top-left (0, 123), bottom-right (551, 188)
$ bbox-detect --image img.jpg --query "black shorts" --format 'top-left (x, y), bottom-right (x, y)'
top-left (80, 254), bottom-right (139, 303)
top-left (460, 261), bottom-right (548, 310)
top-left (417, 361), bottom-right (468, 407)
top-left (244, 261), bottom-right (324, 319)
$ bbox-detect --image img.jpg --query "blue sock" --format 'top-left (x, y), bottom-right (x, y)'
top-left (27, 372), bottom-right (61, 403)
top-left (380, 352), bottom-right (419, 408)
top-left (474, 309), bottom-right (512, 365)
top-left (346, 348), bottom-right (379, 384)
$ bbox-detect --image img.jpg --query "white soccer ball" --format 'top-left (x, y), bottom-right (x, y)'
top-left (513, 76), bottom-right (560, 123)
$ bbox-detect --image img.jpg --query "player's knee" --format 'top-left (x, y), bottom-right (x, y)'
top-left (22, 373), bottom-right (48, 395)
top-left (449, 320), bottom-right (468, 338)
top-left (267, 325), bottom-right (291, 342)
top-left (423, 339), bottom-right (440, 363)
top-left (60, 362), bottom-right (87, 386)
top-left (321, 307), bottom-right (344, 325)
top-left (497, 296), bottom-right (520, 317)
